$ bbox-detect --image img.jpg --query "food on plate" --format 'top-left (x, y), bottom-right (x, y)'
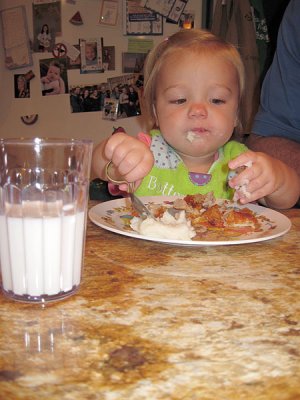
top-left (130, 192), bottom-right (268, 241)
top-left (130, 209), bottom-right (196, 240)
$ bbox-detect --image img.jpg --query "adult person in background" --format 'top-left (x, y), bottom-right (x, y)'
top-left (98, 85), bottom-right (108, 111)
top-left (111, 85), bottom-right (120, 100)
top-left (82, 89), bottom-right (93, 112)
top-left (89, 89), bottom-right (101, 111)
top-left (16, 75), bottom-right (29, 98)
top-left (70, 87), bottom-right (83, 113)
top-left (119, 86), bottom-right (129, 117)
top-left (37, 24), bottom-right (51, 52)
top-left (245, 0), bottom-right (300, 190)
top-left (211, 0), bottom-right (260, 134)
top-left (127, 85), bottom-right (140, 117)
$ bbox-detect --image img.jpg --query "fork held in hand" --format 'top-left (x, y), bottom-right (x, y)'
top-left (105, 161), bottom-right (152, 219)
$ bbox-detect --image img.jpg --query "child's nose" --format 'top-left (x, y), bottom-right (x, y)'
top-left (189, 103), bottom-right (207, 118)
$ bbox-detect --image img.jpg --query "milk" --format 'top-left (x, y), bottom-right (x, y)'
top-left (0, 137), bottom-right (93, 303)
top-left (0, 202), bottom-right (85, 300)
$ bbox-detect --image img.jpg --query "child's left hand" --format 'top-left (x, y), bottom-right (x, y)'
top-left (228, 150), bottom-right (283, 205)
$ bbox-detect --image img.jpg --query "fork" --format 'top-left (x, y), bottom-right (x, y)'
top-left (105, 161), bottom-right (152, 219)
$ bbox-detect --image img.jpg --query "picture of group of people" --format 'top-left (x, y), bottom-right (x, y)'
top-left (70, 84), bottom-right (110, 113)
top-left (70, 77), bottom-right (141, 120)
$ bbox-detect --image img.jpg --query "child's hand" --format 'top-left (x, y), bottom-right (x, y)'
top-left (104, 132), bottom-right (154, 190)
top-left (228, 150), bottom-right (284, 205)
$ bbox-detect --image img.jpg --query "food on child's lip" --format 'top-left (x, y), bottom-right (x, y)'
top-left (186, 131), bottom-right (197, 143)
top-left (130, 192), bottom-right (265, 241)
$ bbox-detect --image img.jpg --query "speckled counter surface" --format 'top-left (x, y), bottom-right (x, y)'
top-left (0, 204), bottom-right (299, 400)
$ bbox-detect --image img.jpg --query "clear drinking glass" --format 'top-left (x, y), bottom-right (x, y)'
top-left (0, 138), bottom-right (93, 303)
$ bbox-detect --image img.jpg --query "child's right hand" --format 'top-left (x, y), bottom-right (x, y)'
top-left (104, 132), bottom-right (154, 190)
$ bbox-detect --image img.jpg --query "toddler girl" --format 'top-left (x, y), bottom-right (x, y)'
top-left (92, 29), bottom-right (299, 209)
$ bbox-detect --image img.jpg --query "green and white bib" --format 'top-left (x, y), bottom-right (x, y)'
top-left (135, 130), bottom-right (248, 199)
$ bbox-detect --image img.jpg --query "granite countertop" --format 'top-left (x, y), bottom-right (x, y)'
top-left (0, 205), bottom-right (299, 400)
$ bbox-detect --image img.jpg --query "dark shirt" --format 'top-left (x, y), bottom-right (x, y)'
top-left (70, 94), bottom-right (82, 113)
top-left (252, 0), bottom-right (300, 142)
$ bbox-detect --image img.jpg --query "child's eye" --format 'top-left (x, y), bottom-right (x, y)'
top-left (211, 98), bottom-right (225, 105)
top-left (170, 98), bottom-right (186, 105)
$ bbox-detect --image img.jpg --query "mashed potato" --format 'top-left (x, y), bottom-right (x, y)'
top-left (130, 210), bottom-right (196, 241)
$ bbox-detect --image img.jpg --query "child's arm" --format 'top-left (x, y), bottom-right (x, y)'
top-left (228, 150), bottom-right (300, 209)
top-left (92, 132), bottom-right (154, 191)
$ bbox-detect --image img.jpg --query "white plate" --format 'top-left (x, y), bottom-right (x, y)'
top-left (88, 196), bottom-right (291, 246)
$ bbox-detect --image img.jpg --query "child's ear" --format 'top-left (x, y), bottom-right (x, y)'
top-left (234, 114), bottom-right (243, 135)
top-left (234, 114), bottom-right (238, 127)
top-left (153, 104), bottom-right (158, 125)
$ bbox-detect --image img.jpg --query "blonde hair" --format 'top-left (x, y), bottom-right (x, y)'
top-left (143, 29), bottom-right (245, 128)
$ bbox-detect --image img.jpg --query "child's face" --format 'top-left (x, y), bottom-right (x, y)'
top-left (47, 65), bottom-right (60, 82)
top-left (154, 50), bottom-right (240, 165)
top-left (86, 45), bottom-right (96, 61)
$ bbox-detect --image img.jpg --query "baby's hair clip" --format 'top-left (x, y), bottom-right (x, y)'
top-left (164, 37), bottom-right (169, 41)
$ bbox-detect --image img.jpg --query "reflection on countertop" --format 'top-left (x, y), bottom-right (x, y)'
top-left (0, 204), bottom-right (300, 400)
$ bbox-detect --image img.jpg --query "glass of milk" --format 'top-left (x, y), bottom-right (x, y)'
top-left (0, 138), bottom-right (93, 303)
